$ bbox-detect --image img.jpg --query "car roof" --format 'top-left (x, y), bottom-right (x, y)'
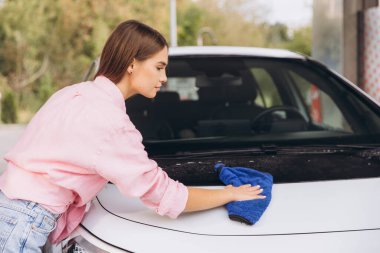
top-left (169, 46), bottom-right (305, 59)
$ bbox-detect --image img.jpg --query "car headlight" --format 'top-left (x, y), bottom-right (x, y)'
top-left (62, 236), bottom-right (110, 253)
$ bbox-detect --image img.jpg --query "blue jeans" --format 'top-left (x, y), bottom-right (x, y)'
top-left (0, 191), bottom-right (60, 253)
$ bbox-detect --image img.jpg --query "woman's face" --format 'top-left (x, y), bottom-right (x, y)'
top-left (129, 47), bottom-right (168, 98)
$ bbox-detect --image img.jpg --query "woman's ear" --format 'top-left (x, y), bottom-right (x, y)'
top-left (127, 59), bottom-right (135, 74)
top-left (127, 66), bottom-right (133, 75)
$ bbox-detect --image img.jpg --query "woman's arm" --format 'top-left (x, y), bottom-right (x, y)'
top-left (183, 184), bottom-right (265, 212)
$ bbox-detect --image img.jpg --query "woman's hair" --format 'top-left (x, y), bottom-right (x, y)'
top-left (95, 20), bottom-right (168, 84)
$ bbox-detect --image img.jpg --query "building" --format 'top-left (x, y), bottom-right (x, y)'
top-left (313, 0), bottom-right (380, 101)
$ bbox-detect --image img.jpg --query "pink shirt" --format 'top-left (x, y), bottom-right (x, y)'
top-left (0, 76), bottom-right (188, 243)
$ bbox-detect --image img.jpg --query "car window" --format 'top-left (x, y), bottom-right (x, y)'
top-left (123, 56), bottom-right (380, 141)
top-left (289, 70), bottom-right (352, 132)
top-left (250, 68), bottom-right (283, 108)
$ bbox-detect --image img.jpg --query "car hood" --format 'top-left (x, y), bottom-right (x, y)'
top-left (81, 177), bottom-right (380, 252)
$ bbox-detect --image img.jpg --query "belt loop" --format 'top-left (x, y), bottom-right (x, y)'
top-left (27, 201), bottom-right (37, 209)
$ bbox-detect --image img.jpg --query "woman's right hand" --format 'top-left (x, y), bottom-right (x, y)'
top-left (184, 184), bottom-right (266, 213)
top-left (224, 184), bottom-right (266, 202)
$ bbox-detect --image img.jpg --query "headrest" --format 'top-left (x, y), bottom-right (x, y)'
top-left (224, 85), bottom-right (257, 103)
top-left (197, 86), bottom-right (225, 103)
top-left (195, 75), bottom-right (210, 87)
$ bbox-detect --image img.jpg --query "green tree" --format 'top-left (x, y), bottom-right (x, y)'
top-left (284, 26), bottom-right (312, 56)
top-left (261, 22), bottom-right (312, 56)
top-left (194, 0), bottom-right (268, 46)
top-left (0, 0), bottom-right (312, 123)
top-left (264, 23), bottom-right (290, 46)
top-left (177, 1), bottom-right (204, 46)
top-left (1, 91), bottom-right (18, 123)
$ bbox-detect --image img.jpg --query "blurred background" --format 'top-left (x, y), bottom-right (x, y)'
top-left (0, 0), bottom-right (378, 124)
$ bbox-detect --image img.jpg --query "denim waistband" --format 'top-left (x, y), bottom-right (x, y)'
top-left (0, 190), bottom-right (60, 220)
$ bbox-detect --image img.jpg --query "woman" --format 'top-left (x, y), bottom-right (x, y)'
top-left (0, 20), bottom-right (265, 252)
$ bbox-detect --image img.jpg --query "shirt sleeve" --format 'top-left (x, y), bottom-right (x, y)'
top-left (94, 116), bottom-right (188, 218)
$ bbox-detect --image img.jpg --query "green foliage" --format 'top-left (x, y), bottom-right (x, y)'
top-left (265, 23), bottom-right (290, 45)
top-left (261, 23), bottom-right (312, 56)
top-left (196, 0), bottom-right (268, 46)
top-left (37, 74), bottom-right (55, 104)
top-left (0, 0), bottom-right (312, 123)
top-left (284, 26), bottom-right (312, 56)
top-left (177, 2), bottom-right (204, 46)
top-left (1, 91), bottom-right (18, 123)
top-left (0, 74), bottom-right (7, 93)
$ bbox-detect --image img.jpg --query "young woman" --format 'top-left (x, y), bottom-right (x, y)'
top-left (0, 20), bottom-right (265, 252)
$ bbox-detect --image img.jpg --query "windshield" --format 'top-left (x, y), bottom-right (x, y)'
top-left (125, 56), bottom-right (380, 144)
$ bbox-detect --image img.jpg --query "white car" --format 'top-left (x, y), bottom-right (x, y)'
top-left (47, 46), bottom-right (380, 253)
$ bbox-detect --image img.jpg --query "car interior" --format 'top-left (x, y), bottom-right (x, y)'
top-left (125, 57), bottom-right (358, 140)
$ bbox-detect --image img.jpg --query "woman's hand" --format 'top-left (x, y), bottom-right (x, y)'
top-left (184, 185), bottom-right (266, 213)
top-left (224, 184), bottom-right (266, 202)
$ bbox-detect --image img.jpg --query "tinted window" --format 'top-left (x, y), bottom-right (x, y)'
top-left (289, 70), bottom-right (352, 132)
top-left (251, 68), bottom-right (283, 107)
top-left (125, 57), bottom-right (380, 141)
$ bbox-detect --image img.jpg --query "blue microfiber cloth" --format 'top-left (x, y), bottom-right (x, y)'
top-left (215, 163), bottom-right (273, 225)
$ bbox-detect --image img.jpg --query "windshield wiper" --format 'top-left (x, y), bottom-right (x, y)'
top-left (153, 144), bottom-right (380, 159)
top-left (156, 147), bottom-right (265, 159)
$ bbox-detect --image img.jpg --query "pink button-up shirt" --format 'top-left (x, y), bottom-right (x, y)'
top-left (0, 76), bottom-right (188, 243)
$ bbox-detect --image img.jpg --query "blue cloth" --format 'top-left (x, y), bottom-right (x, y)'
top-left (215, 163), bottom-right (273, 225)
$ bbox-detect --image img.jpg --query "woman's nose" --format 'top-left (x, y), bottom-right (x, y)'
top-left (160, 72), bottom-right (167, 84)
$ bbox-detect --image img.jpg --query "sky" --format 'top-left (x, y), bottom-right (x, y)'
top-left (255, 0), bottom-right (313, 28)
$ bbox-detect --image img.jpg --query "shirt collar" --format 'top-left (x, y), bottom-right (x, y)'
top-left (93, 76), bottom-right (126, 111)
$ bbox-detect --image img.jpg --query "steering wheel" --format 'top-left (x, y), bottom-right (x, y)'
top-left (251, 106), bottom-right (310, 133)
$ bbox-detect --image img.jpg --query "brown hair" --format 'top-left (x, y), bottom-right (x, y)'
top-left (95, 20), bottom-right (168, 84)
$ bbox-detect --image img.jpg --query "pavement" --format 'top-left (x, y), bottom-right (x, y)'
top-left (0, 124), bottom-right (26, 173)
